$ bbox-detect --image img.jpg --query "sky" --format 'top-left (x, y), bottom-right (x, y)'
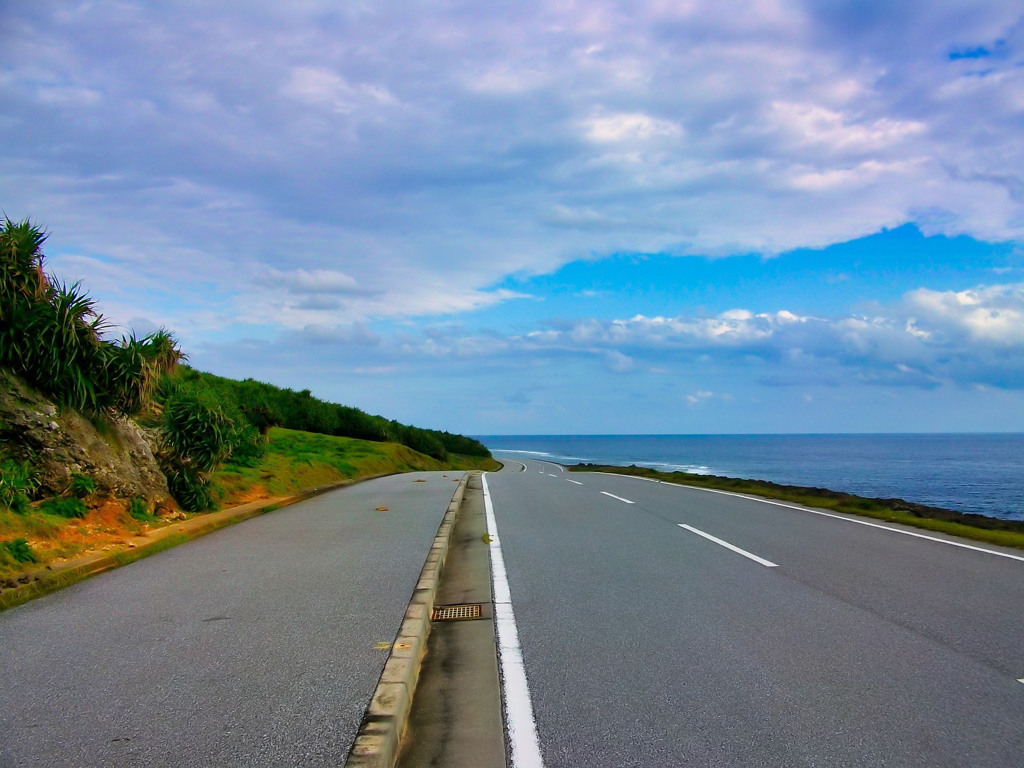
top-left (2, 0), bottom-right (1024, 435)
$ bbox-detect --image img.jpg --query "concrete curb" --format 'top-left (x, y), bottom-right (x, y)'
top-left (345, 471), bottom-right (476, 768)
top-left (0, 473), bottom-right (395, 612)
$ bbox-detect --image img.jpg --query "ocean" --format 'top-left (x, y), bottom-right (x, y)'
top-left (477, 434), bottom-right (1024, 521)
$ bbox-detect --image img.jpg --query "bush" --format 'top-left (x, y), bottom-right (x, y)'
top-left (3, 537), bottom-right (36, 564)
top-left (0, 459), bottom-right (39, 508)
top-left (153, 367), bottom-right (490, 459)
top-left (161, 395), bottom-right (234, 473)
top-left (225, 423), bottom-right (267, 468)
top-left (1, 218), bottom-right (187, 417)
top-left (129, 496), bottom-right (149, 520)
top-left (163, 463), bottom-right (213, 512)
top-left (68, 473), bottom-right (96, 498)
top-left (9, 493), bottom-right (30, 515)
top-left (40, 497), bottom-right (88, 519)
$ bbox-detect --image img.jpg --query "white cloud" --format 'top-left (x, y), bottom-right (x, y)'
top-left (604, 349), bottom-right (635, 373)
top-left (3, 0), bottom-right (1024, 340)
top-left (583, 113), bottom-right (682, 143)
top-left (258, 268), bottom-right (366, 295)
top-left (905, 283), bottom-right (1024, 345)
top-left (686, 390), bottom-right (714, 406)
top-left (357, 282), bottom-right (1024, 389)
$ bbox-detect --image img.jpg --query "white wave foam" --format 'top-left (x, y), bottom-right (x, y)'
top-left (492, 449), bottom-right (555, 457)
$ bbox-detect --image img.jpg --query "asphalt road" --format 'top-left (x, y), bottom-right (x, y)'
top-left (0, 471), bottom-right (463, 768)
top-left (487, 459), bottom-right (1024, 767)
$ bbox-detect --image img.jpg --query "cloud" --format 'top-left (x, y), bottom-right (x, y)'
top-left (257, 268), bottom-right (369, 295)
top-left (904, 284), bottom-right (1024, 345)
top-left (224, 280), bottom-right (1024, 392)
top-left (3, 0), bottom-right (1024, 345)
top-left (686, 390), bottom-right (715, 406)
top-left (604, 350), bottom-right (636, 373)
top-left (583, 112), bottom-right (683, 143)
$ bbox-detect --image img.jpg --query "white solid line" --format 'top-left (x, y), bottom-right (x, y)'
top-left (686, 486), bottom-right (1024, 564)
top-left (593, 471), bottom-right (1024, 564)
top-left (482, 474), bottom-right (546, 768)
top-left (600, 491), bottom-right (635, 504)
top-left (566, 479), bottom-right (583, 485)
top-left (678, 524), bottom-right (779, 568)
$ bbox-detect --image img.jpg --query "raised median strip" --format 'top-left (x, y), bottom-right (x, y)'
top-left (345, 471), bottom-right (474, 768)
top-left (0, 473), bottom-right (395, 612)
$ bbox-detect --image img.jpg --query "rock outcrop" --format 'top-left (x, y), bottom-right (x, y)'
top-left (0, 370), bottom-right (172, 504)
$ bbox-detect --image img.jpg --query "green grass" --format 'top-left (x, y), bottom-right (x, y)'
top-left (571, 464), bottom-right (1024, 551)
top-left (211, 427), bottom-right (499, 504)
top-left (39, 497), bottom-right (88, 519)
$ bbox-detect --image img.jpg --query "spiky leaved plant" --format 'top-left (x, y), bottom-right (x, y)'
top-left (28, 280), bottom-right (108, 412)
top-left (161, 395), bottom-right (234, 473)
top-left (142, 327), bottom-right (187, 376)
top-left (96, 333), bottom-right (156, 415)
top-left (0, 459), bottom-right (39, 509)
top-left (157, 395), bottom-right (234, 511)
top-left (0, 217), bottom-right (50, 317)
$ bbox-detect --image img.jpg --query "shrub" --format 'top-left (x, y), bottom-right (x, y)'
top-left (40, 497), bottom-right (88, 519)
top-left (1, 217), bottom-right (183, 418)
top-left (3, 538), bottom-right (36, 564)
top-left (129, 496), bottom-right (149, 520)
top-left (163, 463), bottom-right (213, 512)
top-left (225, 423), bottom-right (267, 468)
top-left (161, 395), bottom-right (234, 473)
top-left (9, 493), bottom-right (30, 515)
top-left (68, 473), bottom-right (96, 498)
top-left (0, 459), bottom-right (39, 508)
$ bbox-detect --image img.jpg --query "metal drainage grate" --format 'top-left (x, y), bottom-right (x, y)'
top-left (432, 603), bottom-right (483, 622)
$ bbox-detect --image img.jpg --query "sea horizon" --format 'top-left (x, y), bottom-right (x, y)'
top-left (475, 433), bottom-right (1024, 521)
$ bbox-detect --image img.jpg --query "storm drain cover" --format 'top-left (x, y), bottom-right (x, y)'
top-left (432, 603), bottom-right (483, 621)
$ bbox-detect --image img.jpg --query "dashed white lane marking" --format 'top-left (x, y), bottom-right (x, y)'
top-left (566, 479), bottom-right (583, 485)
top-left (482, 474), bottom-right (546, 768)
top-left (546, 473), bottom-right (558, 477)
top-left (591, 471), bottom-right (1024, 564)
top-left (686, 486), bottom-right (1024, 564)
top-left (678, 524), bottom-right (778, 568)
top-left (601, 491), bottom-right (635, 504)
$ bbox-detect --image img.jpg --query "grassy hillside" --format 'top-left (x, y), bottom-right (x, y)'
top-left (212, 427), bottom-right (499, 505)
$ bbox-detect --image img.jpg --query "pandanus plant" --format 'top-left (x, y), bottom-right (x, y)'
top-left (0, 216), bottom-right (187, 417)
top-left (0, 217), bottom-right (50, 312)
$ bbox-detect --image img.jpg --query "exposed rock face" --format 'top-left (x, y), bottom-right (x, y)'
top-left (0, 370), bottom-right (172, 503)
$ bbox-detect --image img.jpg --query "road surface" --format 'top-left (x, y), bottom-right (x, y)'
top-left (0, 471), bottom-right (463, 768)
top-left (486, 458), bottom-right (1024, 767)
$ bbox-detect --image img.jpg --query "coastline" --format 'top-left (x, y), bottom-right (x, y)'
top-left (570, 463), bottom-right (1024, 552)
top-left (481, 433), bottom-right (1024, 521)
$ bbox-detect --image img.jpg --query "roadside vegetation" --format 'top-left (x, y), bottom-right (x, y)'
top-left (571, 464), bottom-right (1024, 551)
top-left (213, 427), bottom-right (498, 507)
top-left (0, 215), bottom-right (495, 584)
